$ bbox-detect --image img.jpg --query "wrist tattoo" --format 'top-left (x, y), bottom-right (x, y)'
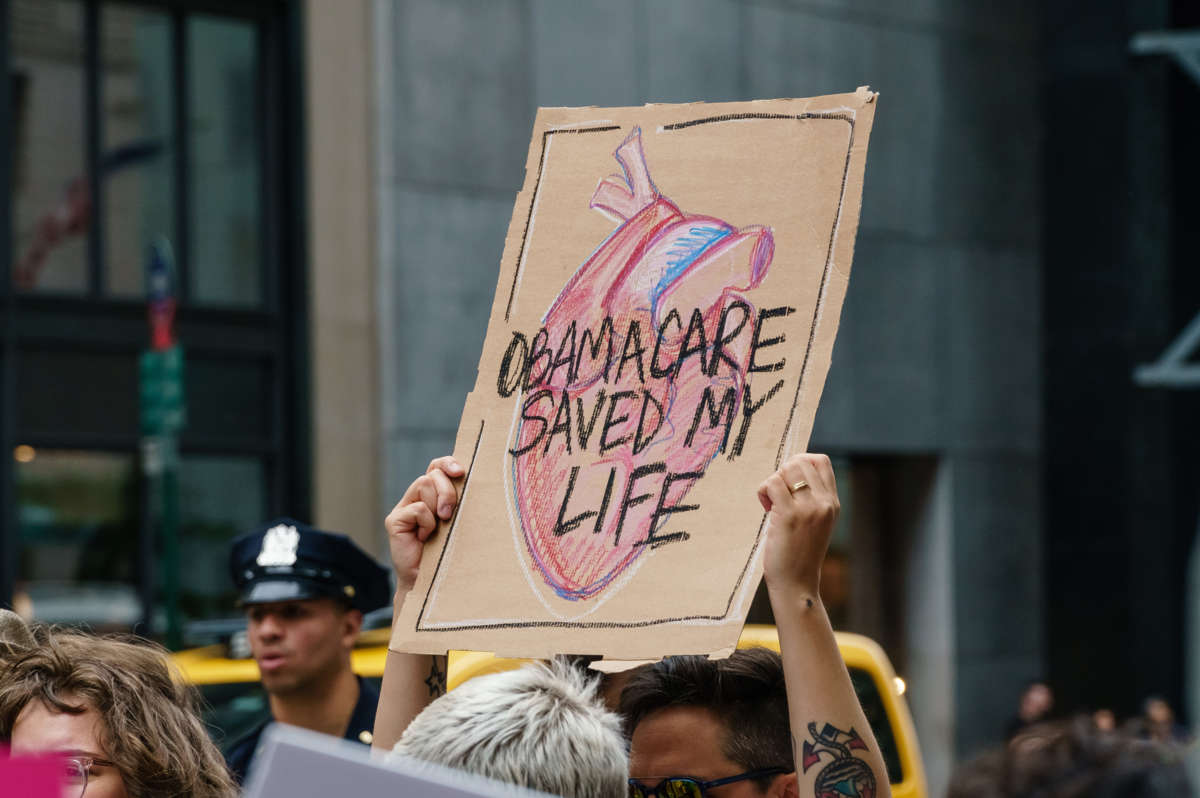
top-left (423, 656), bottom-right (447, 697)
top-left (800, 722), bottom-right (876, 798)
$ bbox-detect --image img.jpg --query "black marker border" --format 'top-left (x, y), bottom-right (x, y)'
top-left (420, 111), bottom-right (856, 632)
top-left (504, 124), bottom-right (622, 322)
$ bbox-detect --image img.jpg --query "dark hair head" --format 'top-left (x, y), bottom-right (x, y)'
top-left (948, 716), bottom-right (1191, 798)
top-left (1141, 696), bottom-right (1170, 715)
top-left (620, 647), bottom-right (793, 786)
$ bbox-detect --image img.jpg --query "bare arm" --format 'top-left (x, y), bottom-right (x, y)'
top-left (759, 454), bottom-right (892, 798)
top-left (371, 456), bottom-right (461, 752)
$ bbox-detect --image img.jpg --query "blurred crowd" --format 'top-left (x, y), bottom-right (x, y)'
top-left (1, 453), bottom-right (1193, 798)
top-left (944, 680), bottom-right (1195, 797)
top-left (1007, 680), bottom-right (1191, 746)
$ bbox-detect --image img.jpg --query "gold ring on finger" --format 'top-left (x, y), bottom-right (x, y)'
top-left (789, 480), bottom-right (809, 493)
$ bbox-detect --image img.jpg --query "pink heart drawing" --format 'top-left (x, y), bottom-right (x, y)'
top-left (509, 128), bottom-right (774, 601)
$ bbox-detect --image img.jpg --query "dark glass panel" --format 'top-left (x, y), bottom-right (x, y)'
top-left (10, 0), bottom-right (88, 293)
top-left (178, 454), bottom-right (266, 622)
top-left (186, 16), bottom-right (262, 307)
top-left (100, 4), bottom-right (175, 297)
top-left (14, 448), bottom-right (140, 628)
top-left (17, 349), bottom-right (139, 440)
top-left (183, 356), bottom-right (271, 442)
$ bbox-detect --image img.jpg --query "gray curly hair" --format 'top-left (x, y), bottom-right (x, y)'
top-left (391, 658), bottom-right (627, 798)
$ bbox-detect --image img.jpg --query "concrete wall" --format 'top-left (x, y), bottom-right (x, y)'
top-left (305, 0), bottom-right (382, 552)
top-left (370, 0), bottom-right (1042, 786)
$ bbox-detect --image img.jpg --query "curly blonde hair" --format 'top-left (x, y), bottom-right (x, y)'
top-left (0, 627), bottom-right (238, 798)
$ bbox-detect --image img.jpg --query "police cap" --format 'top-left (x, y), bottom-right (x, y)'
top-left (229, 518), bottom-right (391, 614)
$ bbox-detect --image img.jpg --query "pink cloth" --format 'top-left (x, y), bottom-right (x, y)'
top-left (0, 753), bottom-right (67, 798)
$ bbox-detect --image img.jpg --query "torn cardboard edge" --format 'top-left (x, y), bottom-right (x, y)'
top-left (534, 85), bottom-right (877, 112)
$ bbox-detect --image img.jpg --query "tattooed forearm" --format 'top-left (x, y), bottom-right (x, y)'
top-left (801, 722), bottom-right (877, 798)
top-left (423, 655), bottom-right (447, 697)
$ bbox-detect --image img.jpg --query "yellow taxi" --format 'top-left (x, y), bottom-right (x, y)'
top-left (175, 624), bottom-right (926, 798)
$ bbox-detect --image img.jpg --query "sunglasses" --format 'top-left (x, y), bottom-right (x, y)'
top-left (629, 767), bottom-right (790, 797)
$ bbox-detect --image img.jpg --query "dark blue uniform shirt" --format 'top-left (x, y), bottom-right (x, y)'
top-left (223, 676), bottom-right (380, 784)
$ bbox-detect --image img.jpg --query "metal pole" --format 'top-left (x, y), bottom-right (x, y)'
top-left (141, 239), bottom-right (185, 647)
top-left (162, 435), bottom-right (181, 649)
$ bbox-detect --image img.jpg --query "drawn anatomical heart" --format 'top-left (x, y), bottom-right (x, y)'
top-left (511, 128), bottom-right (774, 601)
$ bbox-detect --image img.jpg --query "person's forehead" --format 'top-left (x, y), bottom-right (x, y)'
top-left (10, 698), bottom-right (106, 757)
top-left (629, 705), bottom-right (738, 781)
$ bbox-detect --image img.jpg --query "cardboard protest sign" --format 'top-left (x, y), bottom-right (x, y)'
top-left (394, 89), bottom-right (877, 659)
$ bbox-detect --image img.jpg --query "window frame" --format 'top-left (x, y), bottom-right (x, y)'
top-left (0, 0), bottom-right (309, 629)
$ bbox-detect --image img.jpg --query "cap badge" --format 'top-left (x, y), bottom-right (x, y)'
top-left (257, 524), bottom-right (300, 567)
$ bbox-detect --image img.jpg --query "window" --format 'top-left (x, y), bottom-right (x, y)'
top-left (7, 0), bottom-right (269, 306)
top-left (186, 15), bottom-right (262, 307)
top-left (10, 0), bottom-right (88, 293)
top-left (0, 0), bottom-right (308, 640)
top-left (101, 4), bottom-right (174, 297)
top-left (14, 448), bottom-right (140, 627)
top-left (178, 454), bottom-right (267, 619)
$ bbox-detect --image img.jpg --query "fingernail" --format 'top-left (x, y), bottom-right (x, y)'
top-left (439, 503), bottom-right (451, 518)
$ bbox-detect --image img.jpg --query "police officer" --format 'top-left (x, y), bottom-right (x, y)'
top-left (223, 518), bottom-right (390, 784)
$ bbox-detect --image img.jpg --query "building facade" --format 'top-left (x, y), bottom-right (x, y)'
top-left (3, 2), bottom-right (1196, 796)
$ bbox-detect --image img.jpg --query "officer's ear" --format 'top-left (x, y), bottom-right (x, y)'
top-left (341, 606), bottom-right (364, 643)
